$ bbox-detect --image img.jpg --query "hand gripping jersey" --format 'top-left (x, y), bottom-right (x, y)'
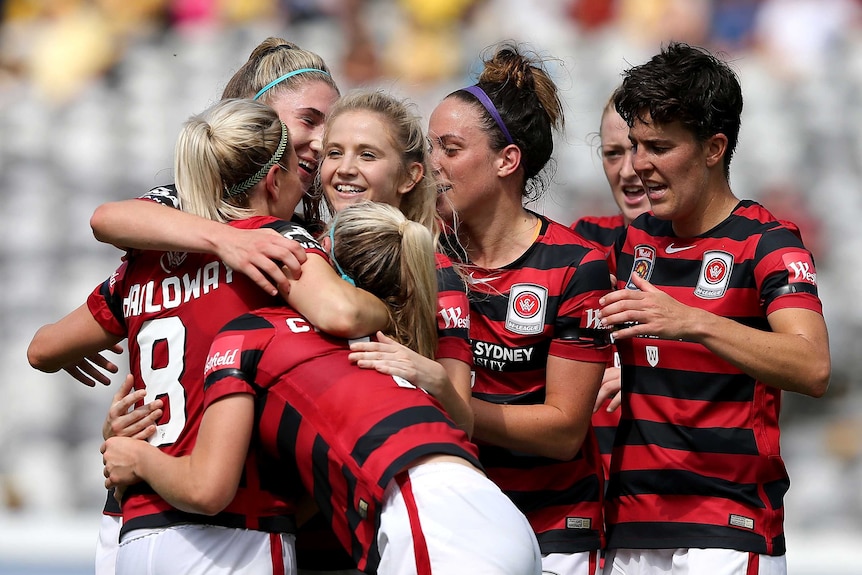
top-left (606, 200), bottom-right (823, 556)
top-left (203, 308), bottom-right (482, 574)
top-left (447, 213), bottom-right (613, 554)
top-left (87, 216), bottom-right (325, 538)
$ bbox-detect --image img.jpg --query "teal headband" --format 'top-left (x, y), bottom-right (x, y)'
top-left (328, 218), bottom-right (355, 286)
top-left (253, 68), bottom-right (330, 101)
top-left (225, 121), bottom-right (288, 198)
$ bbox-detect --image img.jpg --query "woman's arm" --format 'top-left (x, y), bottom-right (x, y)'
top-left (471, 356), bottom-right (604, 461)
top-left (600, 273), bottom-right (831, 397)
top-left (285, 253), bottom-right (390, 338)
top-left (28, 304), bottom-right (123, 378)
top-left (102, 394), bottom-right (253, 515)
top-left (348, 332), bottom-right (474, 436)
top-left (91, 199), bottom-right (306, 296)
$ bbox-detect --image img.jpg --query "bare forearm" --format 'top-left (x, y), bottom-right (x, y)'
top-left (28, 305), bottom-right (122, 372)
top-left (91, 200), bottom-right (224, 253)
top-left (133, 447), bottom-right (208, 513)
top-left (287, 256), bottom-right (390, 338)
top-left (437, 358), bottom-right (474, 437)
top-left (470, 399), bottom-right (590, 460)
top-left (693, 309), bottom-right (830, 396)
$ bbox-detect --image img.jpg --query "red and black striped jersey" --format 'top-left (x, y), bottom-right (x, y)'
top-left (606, 200), bottom-right (823, 556)
top-left (434, 252), bottom-right (472, 365)
top-left (447, 213), bottom-right (613, 554)
top-left (87, 216), bottom-right (324, 538)
top-left (571, 213), bottom-right (630, 481)
top-left (571, 213), bottom-right (626, 254)
top-left (204, 308), bottom-right (481, 573)
top-left (293, 252), bottom-right (473, 571)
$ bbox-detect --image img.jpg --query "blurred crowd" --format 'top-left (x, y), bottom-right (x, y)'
top-left (3, 0), bottom-right (861, 102)
top-left (1, 0), bottom-right (862, 539)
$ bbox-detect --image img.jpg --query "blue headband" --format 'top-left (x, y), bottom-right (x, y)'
top-left (328, 220), bottom-right (355, 286)
top-left (253, 68), bottom-right (330, 101)
top-left (462, 84), bottom-right (514, 145)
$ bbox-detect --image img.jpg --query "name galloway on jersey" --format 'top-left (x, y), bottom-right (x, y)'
top-left (124, 260), bottom-right (235, 318)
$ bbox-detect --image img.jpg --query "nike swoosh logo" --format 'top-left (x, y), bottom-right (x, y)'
top-left (665, 243), bottom-right (697, 254)
top-left (468, 272), bottom-right (500, 286)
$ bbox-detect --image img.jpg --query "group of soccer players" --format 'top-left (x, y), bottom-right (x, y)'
top-left (28, 34), bottom-right (830, 575)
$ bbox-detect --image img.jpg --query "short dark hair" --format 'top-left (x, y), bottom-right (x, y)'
top-left (614, 42), bottom-right (743, 178)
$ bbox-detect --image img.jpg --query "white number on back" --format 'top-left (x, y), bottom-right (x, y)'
top-left (137, 317), bottom-right (187, 446)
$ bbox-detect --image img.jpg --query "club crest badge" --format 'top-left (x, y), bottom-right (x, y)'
top-left (646, 345), bottom-right (659, 367)
top-left (506, 283), bottom-right (547, 335)
top-left (695, 251), bottom-right (734, 299)
top-left (626, 245), bottom-right (656, 290)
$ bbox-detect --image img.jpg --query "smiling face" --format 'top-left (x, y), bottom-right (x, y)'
top-left (320, 109), bottom-right (418, 213)
top-left (427, 96), bottom-right (500, 225)
top-left (600, 107), bottom-right (648, 226)
top-left (267, 80), bottom-right (339, 193)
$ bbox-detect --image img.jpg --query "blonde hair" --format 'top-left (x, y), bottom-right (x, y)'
top-left (174, 98), bottom-right (290, 223)
top-left (221, 37), bottom-right (338, 102)
top-left (328, 201), bottom-right (438, 359)
top-left (222, 37), bottom-right (339, 226)
top-left (322, 90), bottom-right (440, 239)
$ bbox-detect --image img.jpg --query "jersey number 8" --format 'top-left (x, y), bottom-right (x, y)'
top-left (137, 317), bottom-right (188, 446)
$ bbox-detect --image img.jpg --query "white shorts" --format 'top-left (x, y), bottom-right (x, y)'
top-left (603, 548), bottom-right (786, 575)
top-left (95, 514), bottom-right (122, 575)
top-left (542, 550), bottom-right (600, 575)
top-left (116, 524), bottom-right (296, 575)
top-left (376, 461), bottom-right (542, 575)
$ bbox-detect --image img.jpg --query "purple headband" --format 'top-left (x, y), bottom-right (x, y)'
top-left (462, 85), bottom-right (514, 145)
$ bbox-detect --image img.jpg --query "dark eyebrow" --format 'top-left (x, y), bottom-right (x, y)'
top-left (298, 107), bottom-right (326, 121)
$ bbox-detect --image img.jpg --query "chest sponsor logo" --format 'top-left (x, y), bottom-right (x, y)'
top-left (506, 283), bottom-right (547, 335)
top-left (646, 345), bottom-right (659, 367)
top-left (695, 251), bottom-right (733, 299)
top-left (783, 252), bottom-right (817, 285)
top-left (626, 245), bottom-right (656, 290)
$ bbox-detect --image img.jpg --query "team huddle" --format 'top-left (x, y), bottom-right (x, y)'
top-left (27, 37), bottom-right (830, 575)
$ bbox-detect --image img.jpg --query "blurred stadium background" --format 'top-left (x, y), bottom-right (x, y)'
top-left (1, 0), bottom-right (861, 573)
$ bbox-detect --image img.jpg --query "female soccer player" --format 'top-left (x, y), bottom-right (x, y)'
top-left (103, 201), bottom-right (543, 575)
top-left (29, 98), bottom-right (388, 575)
top-left (427, 42), bottom-right (614, 575)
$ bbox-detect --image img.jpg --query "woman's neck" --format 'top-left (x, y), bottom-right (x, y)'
top-left (460, 208), bottom-right (539, 269)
